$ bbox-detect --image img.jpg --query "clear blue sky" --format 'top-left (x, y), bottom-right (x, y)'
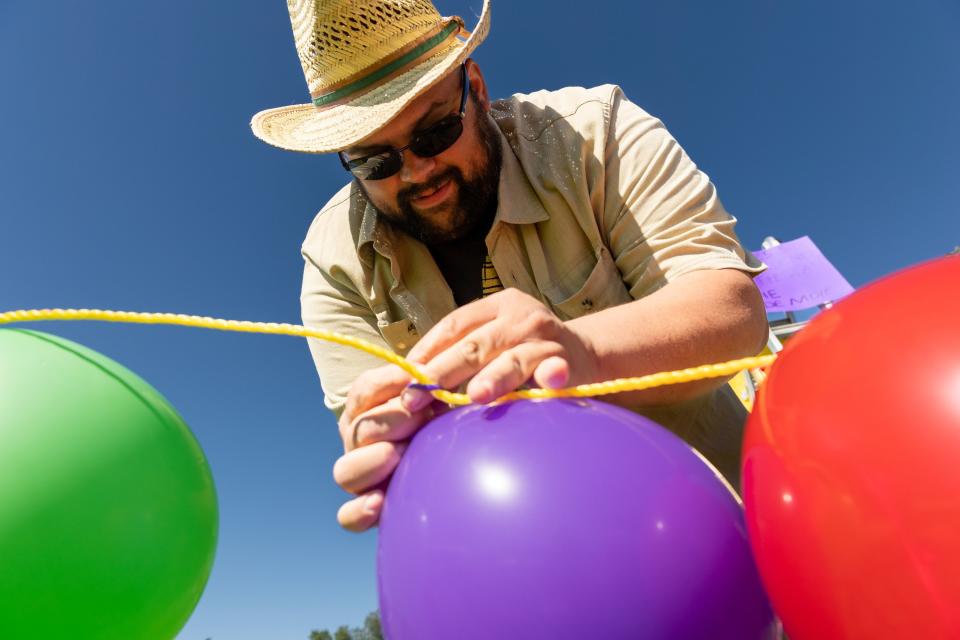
top-left (1, 0), bottom-right (958, 637)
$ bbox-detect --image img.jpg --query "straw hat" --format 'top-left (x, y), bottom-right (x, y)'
top-left (251, 0), bottom-right (491, 154)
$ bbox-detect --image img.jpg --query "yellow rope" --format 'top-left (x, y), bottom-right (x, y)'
top-left (0, 308), bottom-right (776, 406)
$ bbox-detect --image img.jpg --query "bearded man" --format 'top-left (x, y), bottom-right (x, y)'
top-left (252, 0), bottom-right (767, 531)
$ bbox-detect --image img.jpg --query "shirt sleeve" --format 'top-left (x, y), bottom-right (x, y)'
top-left (300, 254), bottom-right (390, 420)
top-left (600, 88), bottom-right (765, 300)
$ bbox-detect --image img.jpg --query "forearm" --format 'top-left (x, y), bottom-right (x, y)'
top-left (566, 268), bottom-right (768, 407)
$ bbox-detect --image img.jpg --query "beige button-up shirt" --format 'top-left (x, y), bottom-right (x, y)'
top-left (301, 84), bottom-right (764, 485)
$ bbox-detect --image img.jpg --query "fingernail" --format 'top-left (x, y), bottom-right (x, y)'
top-left (364, 492), bottom-right (383, 515)
top-left (472, 380), bottom-right (494, 404)
top-left (402, 388), bottom-right (431, 412)
top-left (546, 371), bottom-right (566, 389)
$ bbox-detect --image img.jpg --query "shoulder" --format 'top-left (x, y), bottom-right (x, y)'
top-left (300, 181), bottom-right (373, 286)
top-left (491, 84), bottom-right (623, 122)
top-left (489, 85), bottom-right (657, 201)
top-left (302, 182), bottom-right (366, 262)
top-left (489, 85), bottom-right (667, 178)
top-left (490, 84), bottom-right (631, 147)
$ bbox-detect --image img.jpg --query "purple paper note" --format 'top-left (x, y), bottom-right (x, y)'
top-left (753, 236), bottom-right (854, 312)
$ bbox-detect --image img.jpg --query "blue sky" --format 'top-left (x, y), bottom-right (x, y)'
top-left (1, 0), bottom-right (958, 637)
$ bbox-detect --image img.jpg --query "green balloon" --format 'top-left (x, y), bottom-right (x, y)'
top-left (0, 329), bottom-right (218, 639)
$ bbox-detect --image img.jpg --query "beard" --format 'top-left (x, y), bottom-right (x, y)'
top-left (359, 94), bottom-right (503, 246)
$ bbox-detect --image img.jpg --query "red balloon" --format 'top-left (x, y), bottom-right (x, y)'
top-left (742, 255), bottom-right (960, 639)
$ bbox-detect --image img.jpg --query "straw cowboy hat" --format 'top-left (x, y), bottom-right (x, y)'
top-left (251, 0), bottom-right (491, 154)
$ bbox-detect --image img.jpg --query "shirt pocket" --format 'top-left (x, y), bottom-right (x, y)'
top-left (379, 318), bottom-right (420, 354)
top-left (547, 246), bottom-right (632, 320)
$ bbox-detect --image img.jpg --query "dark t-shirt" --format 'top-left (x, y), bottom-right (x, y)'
top-left (429, 229), bottom-right (488, 307)
top-left (428, 208), bottom-right (503, 305)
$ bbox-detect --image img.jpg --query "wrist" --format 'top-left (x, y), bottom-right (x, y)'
top-left (563, 320), bottom-right (602, 385)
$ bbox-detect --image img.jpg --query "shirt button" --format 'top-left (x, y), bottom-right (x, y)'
top-left (581, 298), bottom-right (594, 310)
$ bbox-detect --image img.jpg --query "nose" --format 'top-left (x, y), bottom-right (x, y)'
top-left (398, 150), bottom-right (437, 184)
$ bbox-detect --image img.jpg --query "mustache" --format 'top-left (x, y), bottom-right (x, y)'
top-left (399, 169), bottom-right (463, 203)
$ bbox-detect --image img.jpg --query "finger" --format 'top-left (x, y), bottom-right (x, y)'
top-left (424, 302), bottom-right (561, 396)
top-left (405, 294), bottom-right (502, 365)
top-left (466, 341), bottom-right (565, 403)
top-left (342, 364), bottom-right (413, 426)
top-left (337, 490), bottom-right (384, 532)
top-left (421, 320), bottom-right (514, 394)
top-left (351, 396), bottom-right (433, 450)
top-left (399, 383), bottom-right (439, 413)
top-left (533, 355), bottom-right (571, 390)
top-left (333, 440), bottom-right (408, 494)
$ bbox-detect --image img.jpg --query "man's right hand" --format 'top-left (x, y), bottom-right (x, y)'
top-left (333, 363), bottom-right (436, 532)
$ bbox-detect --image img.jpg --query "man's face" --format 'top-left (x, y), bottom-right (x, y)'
top-left (341, 63), bottom-right (502, 245)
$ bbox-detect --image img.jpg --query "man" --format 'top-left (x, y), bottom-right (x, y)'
top-left (252, 0), bottom-right (767, 532)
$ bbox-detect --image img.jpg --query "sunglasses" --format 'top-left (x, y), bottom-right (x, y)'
top-left (339, 65), bottom-right (470, 181)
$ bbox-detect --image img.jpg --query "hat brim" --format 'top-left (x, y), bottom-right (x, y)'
top-left (251, 0), bottom-right (490, 154)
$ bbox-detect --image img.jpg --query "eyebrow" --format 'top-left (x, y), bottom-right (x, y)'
top-left (345, 98), bottom-right (454, 156)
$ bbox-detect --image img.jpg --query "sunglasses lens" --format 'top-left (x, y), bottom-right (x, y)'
top-left (341, 113), bottom-right (464, 180)
top-left (411, 116), bottom-right (464, 158)
top-left (347, 151), bottom-right (402, 181)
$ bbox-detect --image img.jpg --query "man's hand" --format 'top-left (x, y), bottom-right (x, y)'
top-left (402, 288), bottom-right (600, 407)
top-left (333, 289), bottom-right (599, 532)
top-left (333, 363), bottom-right (433, 532)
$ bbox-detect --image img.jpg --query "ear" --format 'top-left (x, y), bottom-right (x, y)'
top-left (464, 58), bottom-right (491, 112)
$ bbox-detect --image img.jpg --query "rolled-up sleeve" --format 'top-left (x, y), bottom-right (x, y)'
top-left (300, 253), bottom-right (388, 419)
top-left (600, 88), bottom-right (764, 300)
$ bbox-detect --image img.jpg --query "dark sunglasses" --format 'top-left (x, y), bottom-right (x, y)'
top-left (339, 65), bottom-right (470, 181)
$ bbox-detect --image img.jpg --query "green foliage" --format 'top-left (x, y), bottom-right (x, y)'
top-left (361, 611), bottom-right (383, 640)
top-left (309, 610), bottom-right (382, 640)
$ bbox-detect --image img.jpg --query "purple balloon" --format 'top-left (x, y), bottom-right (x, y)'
top-left (378, 398), bottom-right (775, 640)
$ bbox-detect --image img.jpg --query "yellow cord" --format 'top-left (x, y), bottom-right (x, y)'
top-left (0, 308), bottom-right (776, 406)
